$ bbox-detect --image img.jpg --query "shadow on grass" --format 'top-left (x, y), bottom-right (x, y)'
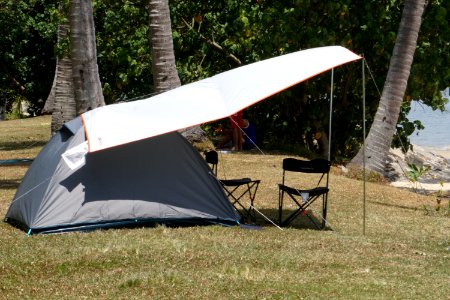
top-left (368, 200), bottom-right (419, 211)
top-left (239, 208), bottom-right (331, 231)
top-left (0, 179), bottom-right (21, 190)
top-left (0, 159), bottom-right (33, 166)
top-left (0, 140), bottom-right (48, 151)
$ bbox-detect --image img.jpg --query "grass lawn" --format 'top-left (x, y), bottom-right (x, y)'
top-left (0, 116), bottom-right (449, 299)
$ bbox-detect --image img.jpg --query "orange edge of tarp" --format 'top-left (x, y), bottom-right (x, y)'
top-left (228, 54), bottom-right (363, 118)
top-left (80, 114), bottom-right (90, 153)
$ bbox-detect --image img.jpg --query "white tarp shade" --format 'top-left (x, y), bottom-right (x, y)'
top-left (80, 46), bottom-right (361, 153)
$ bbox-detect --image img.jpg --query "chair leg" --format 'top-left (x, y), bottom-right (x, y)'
top-left (282, 208), bottom-right (302, 227)
top-left (246, 182), bottom-right (259, 221)
top-left (279, 193), bottom-right (326, 229)
top-left (302, 195), bottom-right (325, 229)
top-left (278, 190), bottom-right (283, 226)
top-left (321, 194), bottom-right (328, 229)
top-left (305, 210), bottom-right (322, 229)
top-left (224, 181), bottom-right (259, 222)
top-left (279, 193), bottom-right (305, 227)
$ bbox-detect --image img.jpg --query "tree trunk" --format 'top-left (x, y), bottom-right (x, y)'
top-left (350, 0), bottom-right (426, 175)
top-left (42, 66), bottom-right (56, 115)
top-left (148, 0), bottom-right (209, 146)
top-left (148, 0), bottom-right (181, 92)
top-left (69, 0), bottom-right (105, 114)
top-left (51, 22), bottom-right (77, 134)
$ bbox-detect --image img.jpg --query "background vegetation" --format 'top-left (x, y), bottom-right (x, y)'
top-left (1, 0), bottom-right (448, 159)
top-left (0, 116), bottom-right (449, 299)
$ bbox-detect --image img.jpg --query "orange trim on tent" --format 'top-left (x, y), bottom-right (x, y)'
top-left (80, 114), bottom-right (91, 153)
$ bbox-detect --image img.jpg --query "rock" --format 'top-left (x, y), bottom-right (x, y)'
top-left (340, 165), bottom-right (349, 174)
top-left (387, 145), bottom-right (450, 193)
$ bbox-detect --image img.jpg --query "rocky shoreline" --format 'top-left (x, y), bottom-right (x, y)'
top-left (387, 144), bottom-right (450, 194)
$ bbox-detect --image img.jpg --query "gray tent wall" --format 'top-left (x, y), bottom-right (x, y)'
top-left (5, 117), bottom-right (239, 234)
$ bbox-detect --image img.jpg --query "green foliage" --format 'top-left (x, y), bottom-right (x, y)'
top-left (408, 1), bottom-right (450, 109)
top-left (393, 101), bottom-right (425, 152)
top-left (433, 181), bottom-right (449, 215)
top-left (423, 181), bottom-right (450, 216)
top-left (406, 162), bottom-right (430, 191)
top-left (0, 0), bottom-right (57, 117)
top-left (406, 162), bottom-right (430, 182)
top-left (94, 0), bottom-right (152, 103)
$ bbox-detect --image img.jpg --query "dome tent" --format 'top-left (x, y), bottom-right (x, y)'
top-left (5, 117), bottom-right (239, 234)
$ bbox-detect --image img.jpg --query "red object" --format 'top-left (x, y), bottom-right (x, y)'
top-left (230, 111), bottom-right (243, 128)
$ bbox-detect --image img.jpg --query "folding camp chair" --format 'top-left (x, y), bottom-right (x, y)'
top-left (204, 150), bottom-right (260, 222)
top-left (278, 158), bottom-right (330, 229)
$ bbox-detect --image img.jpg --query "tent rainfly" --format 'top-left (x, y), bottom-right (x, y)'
top-left (5, 46), bottom-right (361, 234)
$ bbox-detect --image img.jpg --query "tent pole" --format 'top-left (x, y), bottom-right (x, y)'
top-left (328, 68), bottom-right (334, 161)
top-left (362, 58), bottom-right (367, 235)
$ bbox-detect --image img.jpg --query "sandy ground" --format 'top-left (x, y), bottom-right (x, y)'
top-left (427, 147), bottom-right (450, 160)
top-left (390, 145), bottom-right (450, 193)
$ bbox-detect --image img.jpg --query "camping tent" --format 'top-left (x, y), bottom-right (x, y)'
top-left (5, 46), bottom-right (362, 234)
top-left (5, 117), bottom-right (239, 234)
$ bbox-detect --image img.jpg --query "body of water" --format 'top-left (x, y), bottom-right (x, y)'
top-left (407, 89), bottom-right (450, 149)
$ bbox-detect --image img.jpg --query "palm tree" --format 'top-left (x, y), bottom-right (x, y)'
top-left (350, 0), bottom-right (427, 175)
top-left (69, 0), bottom-right (105, 114)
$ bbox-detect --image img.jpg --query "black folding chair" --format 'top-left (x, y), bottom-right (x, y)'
top-left (278, 158), bottom-right (330, 229)
top-left (204, 150), bottom-right (260, 222)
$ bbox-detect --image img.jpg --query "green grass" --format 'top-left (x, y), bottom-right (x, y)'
top-left (0, 116), bottom-right (449, 299)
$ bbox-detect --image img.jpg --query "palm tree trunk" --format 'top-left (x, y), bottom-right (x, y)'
top-left (69, 0), bottom-right (105, 114)
top-left (42, 66), bottom-right (56, 115)
top-left (350, 0), bottom-right (426, 175)
top-left (148, 0), bottom-right (181, 92)
top-left (50, 22), bottom-right (77, 134)
top-left (148, 0), bottom-right (209, 145)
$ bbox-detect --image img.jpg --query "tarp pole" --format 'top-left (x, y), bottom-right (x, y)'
top-left (362, 58), bottom-right (367, 235)
top-left (328, 68), bottom-right (334, 161)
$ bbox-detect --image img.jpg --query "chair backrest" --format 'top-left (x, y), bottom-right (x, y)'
top-left (282, 158), bottom-right (330, 187)
top-left (282, 158), bottom-right (330, 173)
top-left (204, 150), bottom-right (218, 175)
